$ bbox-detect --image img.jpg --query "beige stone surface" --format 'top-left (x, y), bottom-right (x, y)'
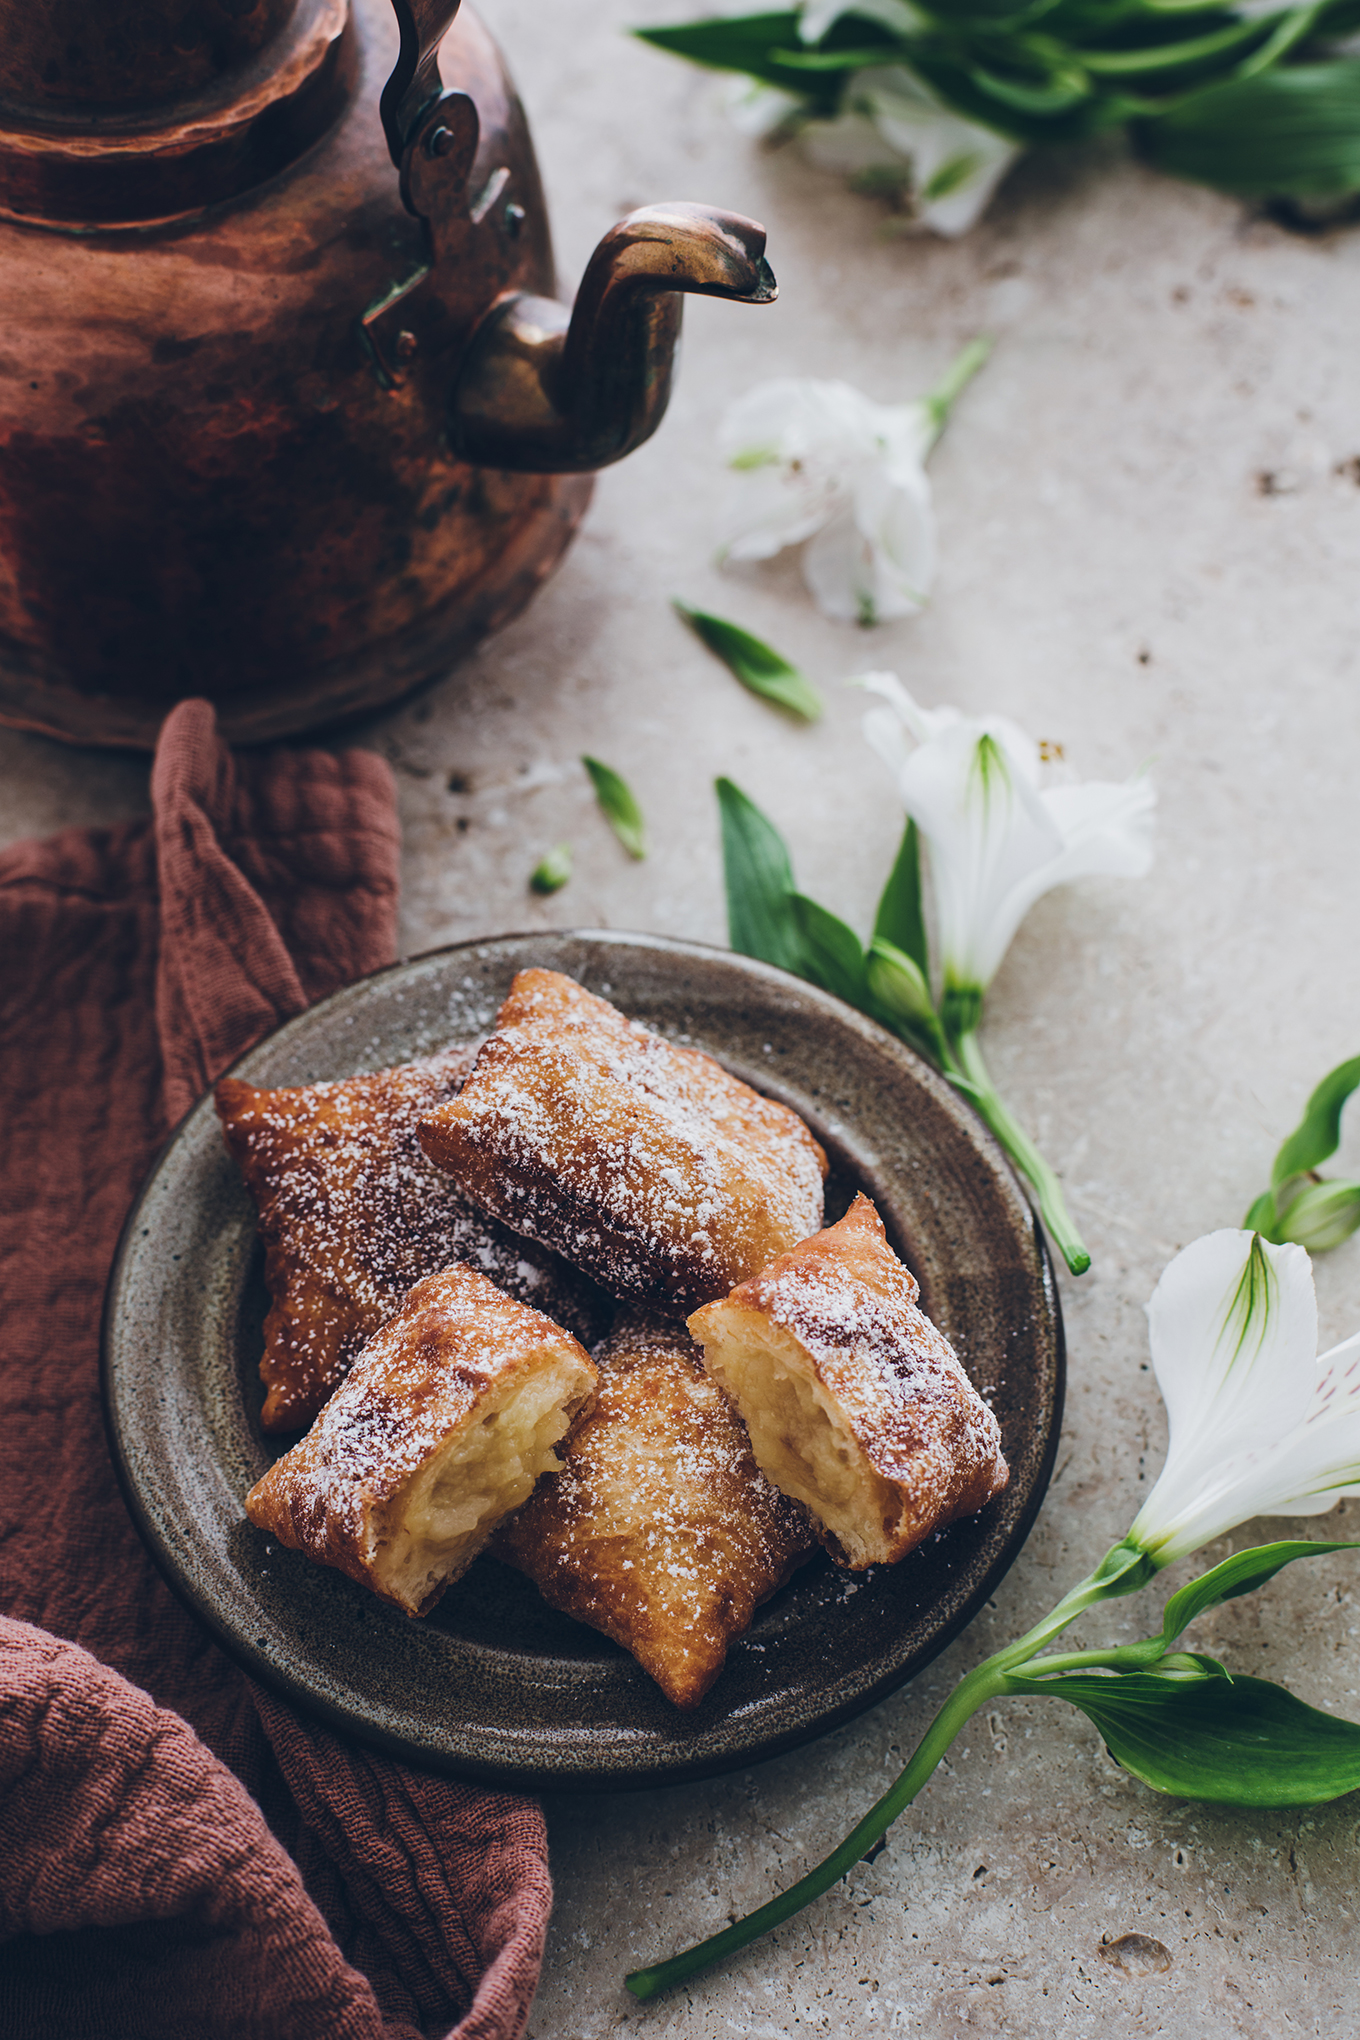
top-left (5, 1), bottom-right (1360, 2032)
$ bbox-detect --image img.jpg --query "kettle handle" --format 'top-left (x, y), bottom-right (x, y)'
top-left (380, 0), bottom-right (463, 164)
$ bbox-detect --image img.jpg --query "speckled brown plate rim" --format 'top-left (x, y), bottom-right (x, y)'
top-left (102, 931), bottom-right (1065, 1792)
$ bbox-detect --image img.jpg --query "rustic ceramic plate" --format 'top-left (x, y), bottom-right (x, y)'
top-left (103, 931), bottom-right (1064, 1791)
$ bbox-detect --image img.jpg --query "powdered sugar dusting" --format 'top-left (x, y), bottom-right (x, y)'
top-left (245, 1263), bottom-right (596, 1605)
top-left (493, 1309), bottom-right (815, 1706)
top-left (217, 1041), bottom-right (606, 1430)
top-left (418, 971), bottom-right (828, 1311)
top-left (726, 1194), bottom-right (1007, 1528)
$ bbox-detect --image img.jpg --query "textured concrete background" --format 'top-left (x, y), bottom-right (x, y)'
top-left (5, 1), bottom-right (1360, 2032)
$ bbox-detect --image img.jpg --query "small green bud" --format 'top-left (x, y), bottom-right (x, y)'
top-left (529, 843), bottom-right (572, 895)
top-left (1275, 1179), bottom-right (1360, 1254)
top-left (866, 937), bottom-right (935, 1028)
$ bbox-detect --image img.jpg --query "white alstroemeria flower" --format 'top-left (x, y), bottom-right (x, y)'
top-left (801, 66), bottom-right (1020, 237)
top-left (860, 670), bottom-right (1156, 994)
top-left (718, 380), bottom-right (935, 625)
top-left (1129, 1230), bottom-right (1360, 1567)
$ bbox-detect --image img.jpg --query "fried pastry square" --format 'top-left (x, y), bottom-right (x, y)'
top-left (492, 1310), bottom-right (815, 1707)
top-left (245, 1264), bottom-right (598, 1616)
top-left (216, 1045), bottom-right (608, 1432)
top-left (687, 1194), bottom-right (1008, 1569)
top-left (415, 969), bottom-right (828, 1313)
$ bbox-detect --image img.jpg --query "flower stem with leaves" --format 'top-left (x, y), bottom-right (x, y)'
top-left (716, 778), bottom-right (1096, 1273)
top-left (863, 675), bottom-right (1154, 1268)
top-left (627, 1229), bottom-right (1360, 2000)
top-left (636, 1), bottom-right (1360, 225)
top-left (628, 1540), bottom-right (1360, 2000)
top-left (627, 1541), bottom-right (1153, 2000)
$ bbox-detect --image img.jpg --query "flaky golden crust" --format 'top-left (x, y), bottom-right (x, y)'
top-left (244, 1264), bottom-right (597, 1615)
top-left (492, 1310), bottom-right (815, 1707)
top-left (216, 1044), bottom-right (608, 1432)
top-left (415, 970), bottom-right (828, 1313)
top-left (688, 1194), bottom-right (1009, 1569)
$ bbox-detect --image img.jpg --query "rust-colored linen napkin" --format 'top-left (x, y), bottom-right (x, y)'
top-left (0, 701), bottom-right (551, 2040)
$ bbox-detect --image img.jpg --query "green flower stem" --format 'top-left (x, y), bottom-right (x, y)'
top-left (969, 1539), bottom-right (1155, 1670)
top-left (623, 1659), bottom-right (1004, 2003)
top-left (948, 1024), bottom-right (1092, 1278)
top-left (922, 336), bottom-right (992, 449)
top-left (1075, 12), bottom-right (1279, 74)
top-left (624, 1546), bottom-right (1151, 2002)
top-left (1006, 1645), bottom-right (1160, 1677)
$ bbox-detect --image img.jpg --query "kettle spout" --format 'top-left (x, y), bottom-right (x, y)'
top-left (448, 203), bottom-right (776, 474)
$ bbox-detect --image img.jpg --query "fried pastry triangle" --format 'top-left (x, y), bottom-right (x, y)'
top-left (416, 970), bottom-right (828, 1313)
top-left (216, 1044), bottom-right (608, 1432)
top-left (493, 1309), bottom-right (816, 1708)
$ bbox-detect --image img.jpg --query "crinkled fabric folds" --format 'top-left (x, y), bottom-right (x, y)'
top-left (0, 701), bottom-right (551, 2040)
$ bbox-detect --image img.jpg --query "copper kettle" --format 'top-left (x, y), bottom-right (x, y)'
top-left (0, 0), bottom-right (775, 747)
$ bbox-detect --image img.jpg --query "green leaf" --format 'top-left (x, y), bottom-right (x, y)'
top-left (716, 778), bottom-right (807, 975)
top-left (1158, 1540), bottom-right (1360, 1646)
top-left (1275, 1178), bottom-right (1360, 1252)
top-left (674, 602), bottom-right (823, 721)
top-left (633, 13), bottom-right (848, 109)
top-left (1139, 61), bottom-right (1360, 196)
top-left (1246, 1054), bottom-right (1360, 1241)
top-left (1006, 1667), bottom-right (1360, 1806)
top-left (582, 756), bottom-right (646, 859)
top-left (789, 893), bottom-right (869, 1006)
top-left (1271, 1054), bottom-right (1360, 1186)
top-left (529, 843), bottom-right (572, 894)
top-left (633, 12), bottom-right (799, 71)
top-left (872, 819), bottom-right (929, 975)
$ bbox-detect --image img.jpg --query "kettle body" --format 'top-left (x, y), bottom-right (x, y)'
top-left (0, 0), bottom-right (773, 746)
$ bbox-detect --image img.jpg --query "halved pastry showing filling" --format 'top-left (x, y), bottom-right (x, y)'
top-left (687, 1194), bottom-right (1008, 1569)
top-left (244, 1264), bottom-right (597, 1615)
top-left (492, 1310), bottom-right (816, 1708)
